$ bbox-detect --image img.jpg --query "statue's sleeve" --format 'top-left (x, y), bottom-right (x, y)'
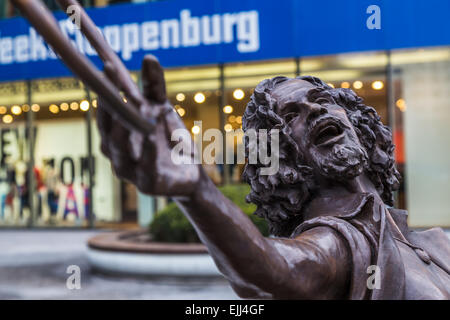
top-left (291, 217), bottom-right (373, 299)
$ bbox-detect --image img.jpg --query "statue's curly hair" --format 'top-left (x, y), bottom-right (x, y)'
top-left (242, 76), bottom-right (401, 237)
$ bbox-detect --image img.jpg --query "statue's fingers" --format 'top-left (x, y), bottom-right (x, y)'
top-left (134, 135), bottom-right (158, 194)
top-left (97, 94), bottom-right (137, 181)
top-left (108, 123), bottom-right (137, 182)
top-left (141, 55), bottom-right (167, 104)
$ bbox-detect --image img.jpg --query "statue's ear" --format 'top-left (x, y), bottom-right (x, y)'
top-left (141, 55), bottom-right (167, 104)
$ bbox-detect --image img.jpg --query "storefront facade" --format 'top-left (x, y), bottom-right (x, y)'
top-left (0, 0), bottom-right (449, 228)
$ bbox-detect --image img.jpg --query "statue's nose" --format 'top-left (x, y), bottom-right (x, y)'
top-left (307, 104), bottom-right (328, 122)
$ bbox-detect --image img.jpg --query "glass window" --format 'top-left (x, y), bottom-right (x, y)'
top-left (165, 65), bottom-right (223, 184)
top-left (0, 76), bottom-right (121, 227)
top-left (391, 47), bottom-right (450, 227)
top-left (165, 64), bottom-right (221, 131)
top-left (0, 81), bottom-right (31, 226)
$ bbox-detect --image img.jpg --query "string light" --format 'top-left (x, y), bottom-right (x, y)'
top-left (236, 116), bottom-right (242, 124)
top-left (340, 81), bottom-right (350, 88)
top-left (22, 104), bottom-right (30, 112)
top-left (11, 105), bottom-right (22, 115)
top-left (228, 115), bottom-right (236, 122)
top-left (224, 123), bottom-right (233, 132)
top-left (194, 92), bottom-right (205, 104)
top-left (191, 125), bottom-right (201, 135)
top-left (177, 108), bottom-right (186, 117)
top-left (372, 80), bottom-right (384, 90)
top-left (233, 89), bottom-right (245, 100)
top-left (327, 83), bottom-right (335, 88)
top-left (0, 106), bottom-right (6, 114)
top-left (70, 102), bottom-right (79, 110)
top-left (92, 99), bottom-right (98, 108)
top-left (353, 81), bottom-right (363, 89)
top-left (223, 105), bottom-right (233, 114)
top-left (60, 103), bottom-right (69, 111)
top-left (2, 114), bottom-right (13, 124)
top-left (80, 100), bottom-right (90, 111)
top-left (176, 93), bottom-right (185, 102)
top-left (31, 104), bottom-right (40, 112)
top-left (49, 104), bottom-right (59, 114)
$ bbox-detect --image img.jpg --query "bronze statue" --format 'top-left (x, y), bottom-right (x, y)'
top-left (12, 0), bottom-right (450, 299)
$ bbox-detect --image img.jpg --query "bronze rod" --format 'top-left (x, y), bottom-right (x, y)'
top-left (10, 0), bottom-right (154, 134)
top-left (55, 0), bottom-right (143, 106)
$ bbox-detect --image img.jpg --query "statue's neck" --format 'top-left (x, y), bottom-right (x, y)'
top-left (301, 172), bottom-right (384, 222)
top-left (314, 172), bottom-right (381, 202)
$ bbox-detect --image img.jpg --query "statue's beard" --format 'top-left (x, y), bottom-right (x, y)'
top-left (312, 143), bottom-right (368, 181)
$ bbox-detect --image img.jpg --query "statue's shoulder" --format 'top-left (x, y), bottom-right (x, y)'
top-left (389, 207), bottom-right (450, 268)
top-left (291, 215), bottom-right (373, 300)
top-left (407, 227), bottom-right (450, 271)
top-left (388, 207), bottom-right (409, 234)
top-left (291, 215), bottom-right (371, 252)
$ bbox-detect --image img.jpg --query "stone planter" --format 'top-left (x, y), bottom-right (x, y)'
top-left (87, 230), bottom-right (222, 277)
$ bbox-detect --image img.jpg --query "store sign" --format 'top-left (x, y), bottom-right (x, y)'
top-left (0, 9), bottom-right (260, 65)
top-left (0, 0), bottom-right (448, 82)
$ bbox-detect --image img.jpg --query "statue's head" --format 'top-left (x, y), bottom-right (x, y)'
top-left (242, 76), bottom-right (401, 237)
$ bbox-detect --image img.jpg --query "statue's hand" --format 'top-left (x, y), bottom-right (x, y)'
top-left (96, 55), bottom-right (200, 197)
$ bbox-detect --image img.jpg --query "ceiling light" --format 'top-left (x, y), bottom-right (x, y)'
top-left (194, 92), bottom-right (205, 104)
top-left (11, 105), bottom-right (22, 115)
top-left (191, 125), bottom-right (201, 135)
top-left (372, 80), bottom-right (384, 90)
top-left (233, 89), bottom-right (245, 100)
top-left (176, 93), bottom-right (185, 102)
top-left (353, 81), bottom-right (363, 89)
top-left (80, 100), bottom-right (90, 111)
top-left (223, 105), bottom-right (233, 114)
top-left (2, 114), bottom-right (13, 124)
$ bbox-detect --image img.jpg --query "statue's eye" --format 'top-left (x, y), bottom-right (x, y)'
top-left (284, 112), bottom-right (299, 124)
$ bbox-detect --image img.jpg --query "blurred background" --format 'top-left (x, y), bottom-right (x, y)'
top-left (0, 0), bottom-right (448, 299)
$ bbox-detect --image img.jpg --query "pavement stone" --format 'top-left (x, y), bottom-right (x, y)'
top-left (0, 230), bottom-right (239, 300)
top-left (1, 229), bottom-right (448, 300)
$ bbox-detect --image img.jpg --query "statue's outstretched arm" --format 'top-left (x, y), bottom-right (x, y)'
top-left (11, 0), bottom-right (350, 299)
top-left (177, 176), bottom-right (351, 299)
top-left (96, 55), bottom-right (350, 299)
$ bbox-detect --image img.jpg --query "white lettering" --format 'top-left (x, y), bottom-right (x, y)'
top-left (160, 19), bottom-right (180, 49)
top-left (0, 37), bottom-right (13, 64)
top-left (0, 9), bottom-right (261, 66)
top-left (181, 10), bottom-right (200, 47)
top-left (121, 23), bottom-right (139, 60)
top-left (141, 21), bottom-right (159, 50)
top-left (14, 35), bottom-right (29, 62)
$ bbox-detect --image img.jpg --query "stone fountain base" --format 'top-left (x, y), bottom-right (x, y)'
top-left (87, 230), bottom-right (222, 277)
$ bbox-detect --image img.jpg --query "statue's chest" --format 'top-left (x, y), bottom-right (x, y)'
top-left (397, 241), bottom-right (450, 299)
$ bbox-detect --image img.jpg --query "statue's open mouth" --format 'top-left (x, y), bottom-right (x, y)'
top-left (311, 118), bottom-right (345, 147)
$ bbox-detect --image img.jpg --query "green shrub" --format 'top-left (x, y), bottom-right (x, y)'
top-left (149, 184), bottom-right (269, 243)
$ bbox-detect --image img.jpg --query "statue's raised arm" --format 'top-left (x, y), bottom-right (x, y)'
top-left (12, 0), bottom-right (450, 300)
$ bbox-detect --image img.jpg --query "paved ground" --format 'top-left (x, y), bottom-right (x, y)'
top-left (0, 230), bottom-right (239, 300)
top-left (1, 230), bottom-right (449, 300)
